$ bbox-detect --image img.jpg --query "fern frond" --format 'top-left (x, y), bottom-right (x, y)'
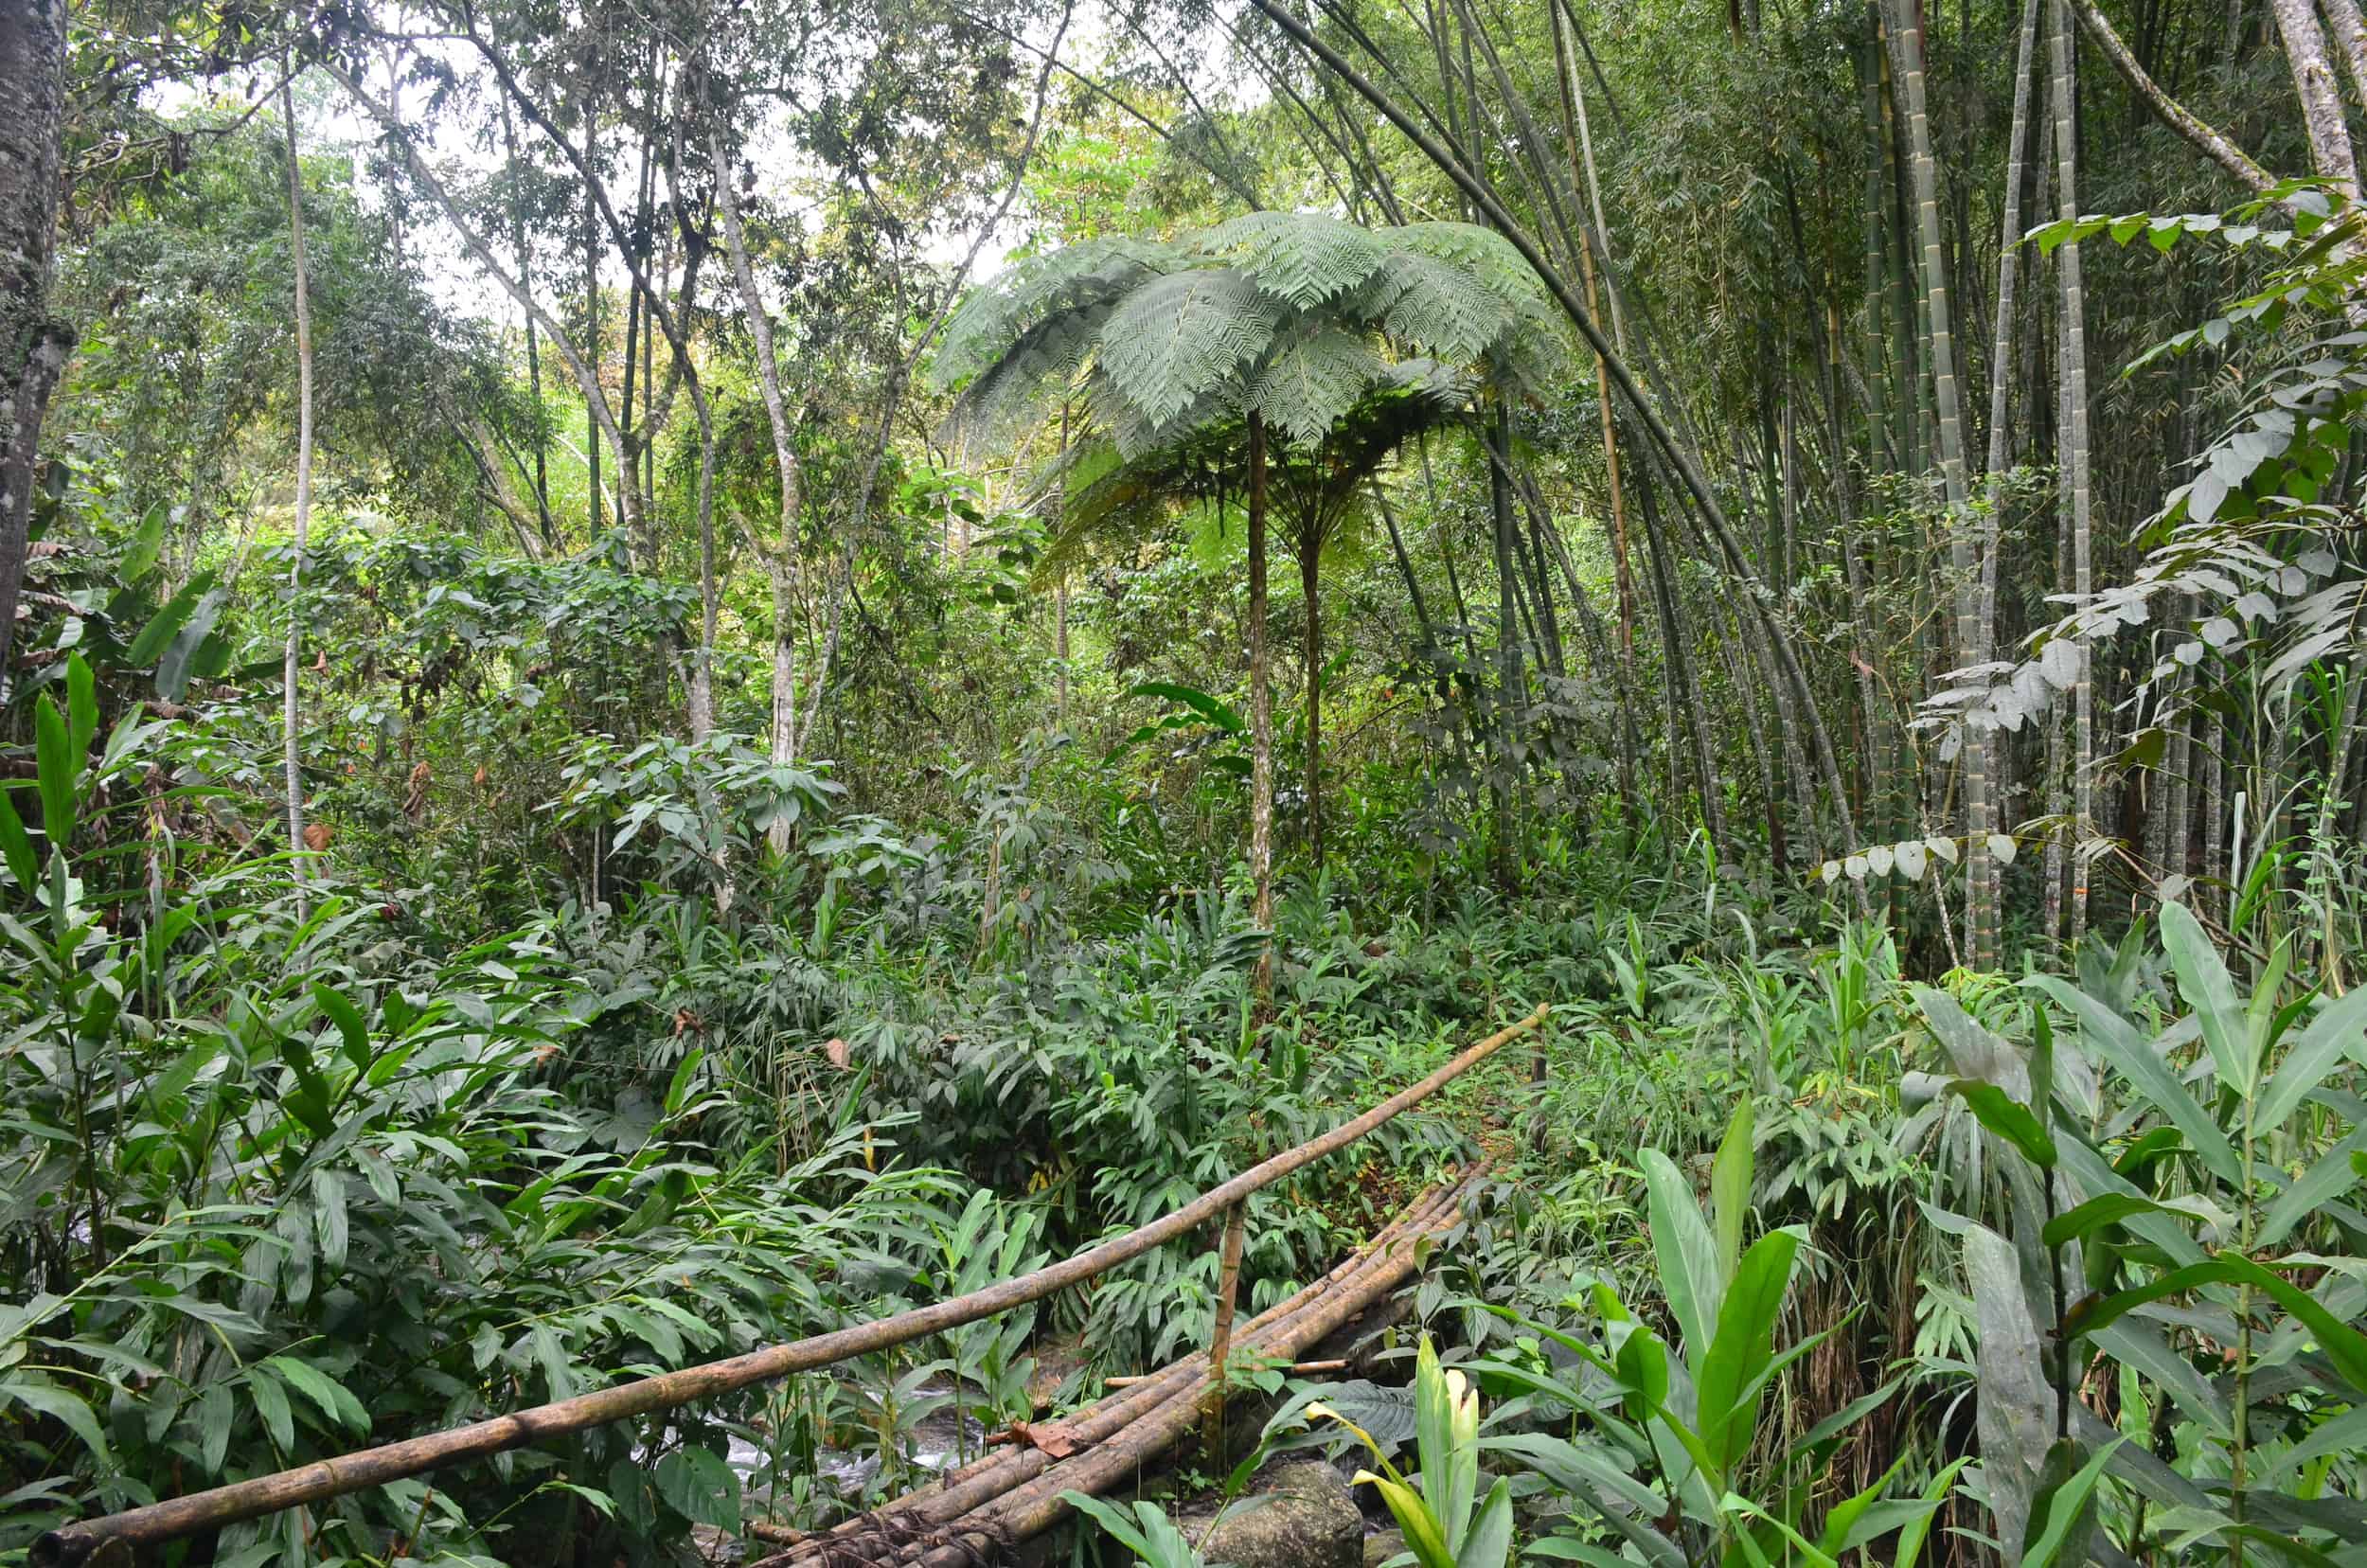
top-left (1344, 251), bottom-right (1513, 365)
top-left (1246, 327), bottom-right (1386, 448)
top-left (1199, 211), bottom-right (1395, 310)
top-left (944, 303), bottom-right (1112, 453)
top-left (929, 237), bottom-right (1183, 393)
top-left (1094, 267), bottom-right (1284, 437)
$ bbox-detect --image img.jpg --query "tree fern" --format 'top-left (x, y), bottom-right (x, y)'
top-left (1200, 210), bottom-right (1396, 309)
top-left (1247, 326), bottom-right (1388, 447)
top-left (929, 237), bottom-right (1182, 392)
top-left (1344, 251), bottom-right (1514, 367)
top-left (1095, 269), bottom-right (1283, 444)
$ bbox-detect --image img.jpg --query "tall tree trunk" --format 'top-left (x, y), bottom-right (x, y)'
top-left (1636, 459), bottom-right (1730, 863)
top-left (711, 129), bottom-right (803, 835)
top-left (1894, 0), bottom-right (1996, 965)
top-left (0, 0), bottom-right (67, 701)
top-left (1487, 405), bottom-right (1525, 886)
top-left (2051, 0), bottom-right (2096, 946)
top-left (281, 79), bottom-right (316, 903)
top-left (1300, 526), bottom-right (1325, 869)
top-left (498, 98), bottom-right (555, 547)
top-left (1548, 1), bottom-right (1639, 828)
top-left (2271, 0), bottom-right (2362, 196)
top-left (1249, 412), bottom-right (1275, 1002)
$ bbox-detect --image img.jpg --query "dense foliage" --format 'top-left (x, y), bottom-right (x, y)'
top-left (2, 0), bottom-right (2365, 1564)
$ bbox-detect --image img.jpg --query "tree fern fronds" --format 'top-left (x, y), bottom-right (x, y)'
top-left (1094, 370), bottom-right (1245, 461)
top-left (1095, 268), bottom-right (1283, 435)
top-left (1245, 326), bottom-right (1387, 447)
top-left (1200, 211), bottom-right (1396, 309)
top-left (942, 304), bottom-right (1112, 452)
top-left (1345, 250), bottom-right (1514, 365)
top-left (929, 237), bottom-right (1183, 393)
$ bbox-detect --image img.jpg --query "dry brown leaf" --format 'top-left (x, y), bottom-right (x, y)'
top-left (301, 822), bottom-right (333, 851)
top-left (824, 1037), bottom-right (851, 1070)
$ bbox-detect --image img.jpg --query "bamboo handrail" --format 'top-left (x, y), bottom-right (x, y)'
top-left (33, 1002), bottom-right (1549, 1568)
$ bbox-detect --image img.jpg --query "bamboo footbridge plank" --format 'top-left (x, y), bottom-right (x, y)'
top-left (32, 1004), bottom-right (1548, 1568)
top-left (750, 1164), bottom-right (1490, 1568)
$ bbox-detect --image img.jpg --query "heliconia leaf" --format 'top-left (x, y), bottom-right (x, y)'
top-left (1641, 1149), bottom-right (1722, 1357)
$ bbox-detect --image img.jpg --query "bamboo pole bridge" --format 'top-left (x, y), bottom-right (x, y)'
top-left (32, 1003), bottom-right (1551, 1568)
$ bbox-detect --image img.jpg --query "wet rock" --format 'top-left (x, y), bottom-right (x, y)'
top-left (1192, 1462), bottom-right (1362, 1568)
top-left (1363, 1528), bottom-right (1409, 1568)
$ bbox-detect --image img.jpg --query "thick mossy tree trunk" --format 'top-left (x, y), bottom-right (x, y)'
top-left (0, 0), bottom-right (67, 696)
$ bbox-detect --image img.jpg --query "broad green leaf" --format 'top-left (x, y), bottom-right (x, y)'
top-left (125, 569), bottom-right (216, 666)
top-left (2066, 1257), bottom-right (2367, 1394)
top-left (1894, 1458), bottom-right (1970, 1568)
top-left (2042, 1192), bottom-right (2206, 1251)
top-left (1361, 1471), bottom-right (1455, 1568)
top-left (2255, 986), bottom-right (2367, 1135)
top-left (0, 791), bottom-right (33, 890)
top-left (1640, 1149), bottom-right (1721, 1356)
top-left (1946, 1079), bottom-right (2057, 1167)
top-left (1711, 1097), bottom-right (1753, 1287)
top-left (2260, 1121), bottom-right (2367, 1250)
top-left (2161, 901), bottom-right (2253, 1096)
top-left (246, 1365), bottom-right (294, 1452)
top-left (1455, 1478), bottom-right (1513, 1568)
top-left (1697, 1229), bottom-right (1800, 1477)
top-left (2, 1379), bottom-right (110, 1463)
top-left (311, 983), bottom-right (371, 1075)
top-left (2027, 976), bottom-right (2241, 1185)
top-left (1061, 1492), bottom-right (1153, 1560)
top-left (33, 695), bottom-right (73, 852)
top-left (2022, 1437), bottom-right (2123, 1568)
top-left (64, 654), bottom-right (97, 762)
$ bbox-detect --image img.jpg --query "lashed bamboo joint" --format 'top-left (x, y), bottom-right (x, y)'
top-left (32, 1004), bottom-right (1548, 1568)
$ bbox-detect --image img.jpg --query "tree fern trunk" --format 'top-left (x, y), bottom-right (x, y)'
top-left (2051, 0), bottom-right (2096, 946)
top-left (1301, 525), bottom-right (1325, 870)
top-left (1249, 412), bottom-right (1275, 1001)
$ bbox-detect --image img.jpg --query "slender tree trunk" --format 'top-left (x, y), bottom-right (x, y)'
top-left (1301, 524), bottom-right (1325, 868)
top-left (0, 0), bottom-right (68, 701)
top-left (281, 80), bottom-right (316, 902)
top-left (1487, 405), bottom-right (1525, 886)
top-left (1894, 0), bottom-right (1996, 964)
top-left (2052, 0), bottom-right (2096, 946)
top-left (1636, 460), bottom-right (1730, 862)
top-left (1249, 413), bottom-right (1275, 1001)
top-left (1548, 3), bottom-right (1639, 827)
top-left (714, 129), bottom-right (805, 841)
